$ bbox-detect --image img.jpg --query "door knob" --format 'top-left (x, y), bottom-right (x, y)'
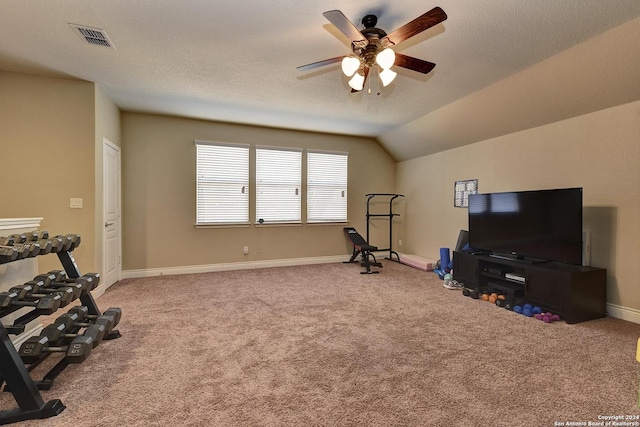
top-left (105, 222), bottom-right (114, 227)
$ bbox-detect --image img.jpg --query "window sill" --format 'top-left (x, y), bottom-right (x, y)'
top-left (254, 222), bottom-right (302, 227)
top-left (194, 223), bottom-right (250, 229)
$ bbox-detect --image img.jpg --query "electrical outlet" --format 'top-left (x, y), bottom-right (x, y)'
top-left (70, 198), bottom-right (83, 209)
top-left (243, 246), bottom-right (249, 255)
top-left (399, 239), bottom-right (402, 246)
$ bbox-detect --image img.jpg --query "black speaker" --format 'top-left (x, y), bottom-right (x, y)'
top-left (454, 230), bottom-right (469, 252)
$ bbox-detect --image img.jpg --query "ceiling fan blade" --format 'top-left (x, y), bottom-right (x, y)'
top-left (297, 56), bottom-right (345, 72)
top-left (394, 54), bottom-right (436, 74)
top-left (323, 10), bottom-right (368, 45)
top-left (385, 6), bottom-right (447, 46)
top-left (351, 67), bottom-right (370, 93)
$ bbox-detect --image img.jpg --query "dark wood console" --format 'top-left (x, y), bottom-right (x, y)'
top-left (453, 251), bottom-right (606, 324)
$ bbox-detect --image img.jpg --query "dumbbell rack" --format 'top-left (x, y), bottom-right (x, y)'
top-left (0, 239), bottom-right (117, 425)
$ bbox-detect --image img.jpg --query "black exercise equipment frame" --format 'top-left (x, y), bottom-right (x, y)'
top-left (0, 248), bottom-right (118, 425)
top-left (343, 227), bottom-right (383, 274)
top-left (365, 193), bottom-right (404, 262)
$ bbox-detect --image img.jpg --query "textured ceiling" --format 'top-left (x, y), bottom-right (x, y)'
top-left (1, 1), bottom-right (639, 160)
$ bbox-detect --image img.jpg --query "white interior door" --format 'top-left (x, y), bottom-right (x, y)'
top-left (103, 139), bottom-right (121, 289)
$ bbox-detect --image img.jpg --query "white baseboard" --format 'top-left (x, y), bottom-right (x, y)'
top-left (122, 255), bottom-right (347, 279)
top-left (91, 283), bottom-right (107, 299)
top-left (606, 303), bottom-right (640, 324)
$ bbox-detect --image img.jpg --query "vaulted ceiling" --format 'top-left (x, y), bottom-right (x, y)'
top-left (1, 1), bottom-right (639, 160)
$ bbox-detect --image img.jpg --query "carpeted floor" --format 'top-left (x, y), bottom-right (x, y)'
top-left (2, 261), bottom-right (639, 426)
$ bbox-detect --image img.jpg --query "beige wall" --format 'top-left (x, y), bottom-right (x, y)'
top-left (94, 86), bottom-right (122, 275)
top-left (121, 113), bottom-right (396, 270)
top-left (396, 100), bottom-right (640, 310)
top-left (0, 71), bottom-right (96, 273)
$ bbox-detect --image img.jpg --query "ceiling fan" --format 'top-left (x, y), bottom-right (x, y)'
top-left (297, 6), bottom-right (447, 93)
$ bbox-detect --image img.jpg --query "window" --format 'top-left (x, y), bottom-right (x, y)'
top-left (307, 151), bottom-right (348, 223)
top-left (256, 147), bottom-right (301, 224)
top-left (195, 141), bottom-right (249, 225)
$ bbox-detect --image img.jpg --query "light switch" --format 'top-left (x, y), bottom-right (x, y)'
top-left (70, 198), bottom-right (83, 209)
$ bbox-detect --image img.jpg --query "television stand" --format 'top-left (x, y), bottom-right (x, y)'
top-left (488, 253), bottom-right (549, 265)
top-left (453, 251), bottom-right (606, 324)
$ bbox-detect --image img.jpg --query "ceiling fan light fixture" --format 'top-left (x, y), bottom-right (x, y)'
top-left (298, 7), bottom-right (447, 92)
top-left (348, 72), bottom-right (365, 91)
top-left (375, 48), bottom-right (396, 69)
top-left (341, 56), bottom-right (361, 77)
top-left (379, 68), bottom-right (397, 87)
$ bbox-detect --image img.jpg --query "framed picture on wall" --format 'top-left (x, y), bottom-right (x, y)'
top-left (454, 179), bottom-right (478, 208)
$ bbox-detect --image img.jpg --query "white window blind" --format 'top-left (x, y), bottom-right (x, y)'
top-left (256, 147), bottom-right (301, 224)
top-left (195, 141), bottom-right (249, 225)
top-left (307, 151), bottom-right (348, 223)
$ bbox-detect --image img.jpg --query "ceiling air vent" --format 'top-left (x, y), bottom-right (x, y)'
top-left (69, 24), bottom-right (115, 49)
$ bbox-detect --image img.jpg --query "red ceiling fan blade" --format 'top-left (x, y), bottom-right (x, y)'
top-left (323, 10), bottom-right (368, 45)
top-left (351, 67), bottom-right (370, 93)
top-left (385, 6), bottom-right (447, 46)
top-left (394, 53), bottom-right (436, 74)
top-left (297, 56), bottom-right (345, 72)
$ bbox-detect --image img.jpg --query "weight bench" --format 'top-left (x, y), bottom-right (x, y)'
top-left (343, 227), bottom-right (382, 274)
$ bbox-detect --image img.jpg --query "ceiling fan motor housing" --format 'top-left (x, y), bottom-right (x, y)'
top-left (354, 19), bottom-right (390, 67)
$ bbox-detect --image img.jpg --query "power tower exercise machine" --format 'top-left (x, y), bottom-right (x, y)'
top-left (366, 193), bottom-right (404, 262)
top-left (344, 194), bottom-right (404, 273)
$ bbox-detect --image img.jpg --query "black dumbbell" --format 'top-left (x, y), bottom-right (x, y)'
top-left (0, 236), bottom-right (24, 262)
top-left (0, 243), bottom-right (29, 259)
top-left (67, 233), bottom-right (81, 250)
top-left (70, 305), bottom-right (121, 323)
top-left (0, 289), bottom-right (61, 313)
top-left (45, 235), bottom-right (65, 253)
top-left (0, 291), bottom-right (16, 308)
top-left (7, 285), bottom-right (33, 300)
top-left (25, 231), bottom-right (53, 255)
top-left (0, 236), bottom-right (20, 263)
top-left (28, 230), bottom-right (49, 241)
top-left (66, 306), bottom-right (120, 334)
top-left (53, 235), bottom-right (73, 252)
top-left (22, 234), bottom-right (52, 254)
top-left (462, 287), bottom-right (480, 299)
top-left (495, 296), bottom-right (513, 309)
top-left (54, 234), bottom-right (81, 252)
top-left (7, 233), bottom-right (27, 244)
top-left (4, 234), bottom-right (41, 257)
top-left (0, 246), bottom-right (18, 263)
top-left (503, 297), bottom-right (524, 311)
top-left (48, 270), bottom-right (100, 293)
top-left (21, 242), bottom-right (41, 257)
top-left (21, 281), bottom-right (76, 308)
top-left (33, 273), bottom-right (85, 299)
top-left (0, 236), bottom-right (15, 245)
top-left (19, 334), bottom-right (93, 364)
top-left (58, 309), bottom-right (115, 337)
top-left (33, 239), bottom-right (52, 255)
top-left (41, 321), bottom-right (105, 349)
top-left (50, 270), bottom-right (100, 285)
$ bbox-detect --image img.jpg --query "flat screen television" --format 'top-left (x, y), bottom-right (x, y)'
top-left (468, 187), bottom-right (583, 265)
